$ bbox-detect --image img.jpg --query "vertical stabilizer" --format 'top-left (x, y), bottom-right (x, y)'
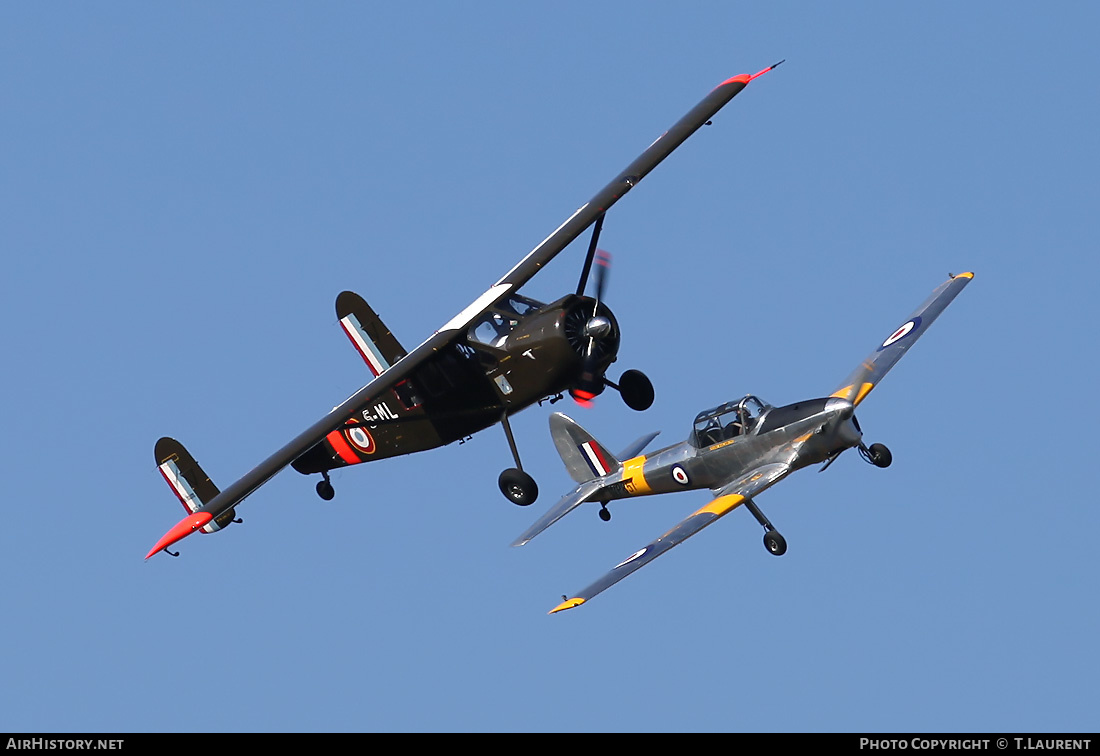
top-left (154, 437), bottom-right (236, 533)
top-left (336, 291), bottom-right (408, 377)
top-left (549, 412), bottom-right (622, 483)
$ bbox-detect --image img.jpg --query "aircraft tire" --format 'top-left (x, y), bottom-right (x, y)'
top-left (316, 479), bottom-right (335, 501)
top-left (764, 530), bottom-right (787, 556)
top-left (869, 443), bottom-right (893, 468)
top-left (619, 369), bottom-right (654, 412)
top-left (499, 468), bottom-right (538, 506)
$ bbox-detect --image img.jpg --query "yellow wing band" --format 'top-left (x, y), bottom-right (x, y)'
top-left (830, 382), bottom-right (874, 406)
top-left (695, 493), bottom-right (745, 517)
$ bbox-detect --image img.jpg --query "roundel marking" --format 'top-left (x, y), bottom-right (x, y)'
top-left (671, 464), bottom-right (690, 486)
top-left (614, 548), bottom-right (649, 569)
top-left (344, 423), bottom-right (376, 454)
top-left (878, 316), bottom-right (922, 351)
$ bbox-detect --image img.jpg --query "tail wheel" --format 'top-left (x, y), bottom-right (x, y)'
top-left (316, 479), bottom-right (335, 501)
top-left (499, 468), bottom-right (538, 506)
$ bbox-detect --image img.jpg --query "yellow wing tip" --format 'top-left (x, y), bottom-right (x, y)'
top-left (550, 597), bottom-right (585, 614)
top-left (955, 271), bottom-right (974, 279)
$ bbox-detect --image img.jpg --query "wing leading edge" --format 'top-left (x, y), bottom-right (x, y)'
top-left (146, 66), bottom-right (780, 559)
top-left (550, 462), bottom-right (790, 613)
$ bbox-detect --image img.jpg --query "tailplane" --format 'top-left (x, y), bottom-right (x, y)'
top-left (513, 414), bottom-right (659, 547)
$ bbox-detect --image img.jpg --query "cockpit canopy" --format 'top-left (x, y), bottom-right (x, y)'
top-left (691, 395), bottom-right (771, 447)
top-left (468, 293), bottom-right (545, 348)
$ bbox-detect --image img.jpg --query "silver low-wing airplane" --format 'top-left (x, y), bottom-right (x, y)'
top-left (145, 64), bottom-right (783, 560)
top-left (511, 272), bottom-right (974, 612)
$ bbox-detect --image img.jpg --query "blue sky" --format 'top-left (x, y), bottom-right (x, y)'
top-left (2, 3), bottom-right (1097, 733)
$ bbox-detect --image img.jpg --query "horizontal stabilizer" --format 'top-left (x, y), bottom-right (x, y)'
top-left (336, 291), bottom-right (407, 377)
top-left (511, 478), bottom-right (605, 547)
top-left (618, 430), bottom-right (660, 462)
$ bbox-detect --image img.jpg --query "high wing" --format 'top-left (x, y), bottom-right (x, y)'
top-left (146, 65), bottom-right (780, 559)
top-left (549, 462), bottom-right (790, 613)
top-left (831, 272), bottom-right (974, 407)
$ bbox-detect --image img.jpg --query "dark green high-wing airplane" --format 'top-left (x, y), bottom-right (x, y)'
top-left (508, 273), bottom-right (974, 612)
top-left (147, 64), bottom-right (782, 559)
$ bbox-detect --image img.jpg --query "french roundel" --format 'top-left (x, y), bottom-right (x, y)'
top-left (345, 424), bottom-right (376, 454)
top-left (671, 465), bottom-right (690, 486)
top-left (879, 316), bottom-right (922, 351)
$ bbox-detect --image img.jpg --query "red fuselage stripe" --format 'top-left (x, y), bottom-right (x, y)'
top-left (326, 430), bottom-right (360, 465)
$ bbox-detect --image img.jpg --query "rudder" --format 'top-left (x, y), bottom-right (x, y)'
top-left (549, 412), bottom-right (621, 483)
top-left (336, 291), bottom-right (408, 377)
top-left (154, 437), bottom-right (237, 532)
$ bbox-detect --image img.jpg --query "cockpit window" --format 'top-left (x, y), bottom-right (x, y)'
top-left (497, 294), bottom-right (542, 317)
top-left (468, 294), bottom-right (543, 348)
top-left (470, 311), bottom-right (516, 347)
top-left (691, 395), bottom-right (771, 447)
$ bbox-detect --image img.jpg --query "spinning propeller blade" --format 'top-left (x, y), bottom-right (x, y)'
top-left (571, 250), bottom-right (613, 407)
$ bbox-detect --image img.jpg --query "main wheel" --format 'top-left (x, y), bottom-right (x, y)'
top-left (316, 479), bottom-right (335, 501)
top-left (764, 530), bottom-right (787, 556)
top-left (498, 468), bottom-right (538, 506)
top-left (598, 506), bottom-right (611, 522)
top-left (869, 443), bottom-right (893, 468)
top-left (618, 369), bottom-right (655, 411)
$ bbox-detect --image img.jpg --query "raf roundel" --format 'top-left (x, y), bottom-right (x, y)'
top-left (878, 316), bottom-right (922, 351)
top-left (671, 465), bottom-right (690, 486)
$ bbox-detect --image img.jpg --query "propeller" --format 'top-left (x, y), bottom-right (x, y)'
top-left (571, 249), bottom-right (613, 407)
top-left (819, 359), bottom-right (877, 472)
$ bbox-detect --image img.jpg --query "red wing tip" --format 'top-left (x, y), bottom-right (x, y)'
top-left (716, 60), bottom-right (785, 89)
top-left (145, 511), bottom-right (214, 559)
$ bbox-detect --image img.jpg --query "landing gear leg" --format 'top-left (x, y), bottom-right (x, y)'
top-left (316, 470), bottom-right (335, 501)
top-left (498, 412), bottom-right (538, 506)
top-left (744, 496), bottom-right (786, 556)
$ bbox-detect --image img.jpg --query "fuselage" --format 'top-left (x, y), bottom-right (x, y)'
top-left (292, 294), bottom-right (619, 475)
top-left (602, 396), bottom-right (862, 502)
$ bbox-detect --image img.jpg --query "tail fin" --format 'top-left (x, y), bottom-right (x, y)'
top-left (154, 437), bottom-right (237, 533)
top-left (550, 412), bottom-right (621, 483)
top-left (336, 291), bottom-right (408, 377)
